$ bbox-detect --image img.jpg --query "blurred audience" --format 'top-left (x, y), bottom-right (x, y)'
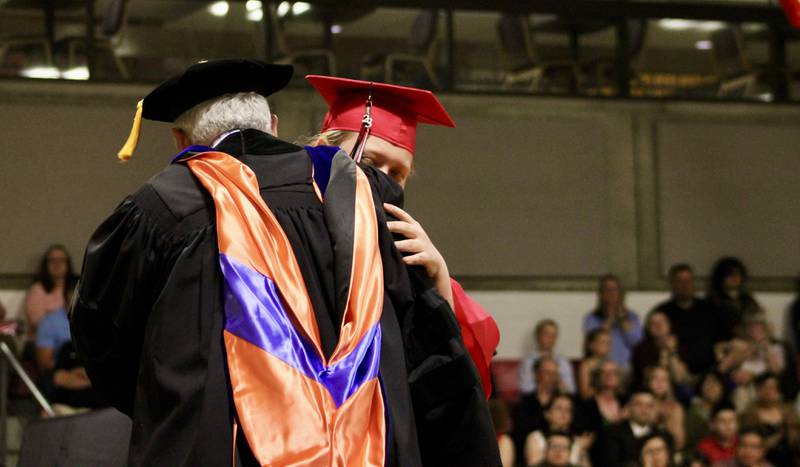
top-left (535, 431), bottom-right (579, 467)
top-left (644, 365), bottom-right (686, 451)
top-left (489, 398), bottom-right (516, 467)
top-left (637, 432), bottom-right (676, 467)
top-left (492, 259), bottom-right (796, 466)
top-left (520, 319), bottom-right (576, 395)
top-left (686, 372), bottom-right (731, 450)
top-left (597, 389), bottom-right (671, 467)
top-left (712, 428), bottom-right (774, 467)
top-left (578, 329), bottom-right (612, 400)
top-left (697, 402), bottom-right (739, 464)
top-left (20, 244), bottom-right (78, 335)
top-left (707, 258), bottom-right (760, 343)
top-left (513, 356), bottom-right (563, 458)
top-left (579, 360), bottom-right (625, 436)
top-left (738, 373), bottom-right (800, 466)
top-left (654, 264), bottom-right (717, 375)
top-left (716, 314), bottom-right (791, 410)
top-left (34, 285), bottom-right (102, 414)
top-left (584, 275), bottom-right (642, 372)
top-left (632, 310), bottom-right (691, 391)
top-left (524, 394), bottom-right (592, 467)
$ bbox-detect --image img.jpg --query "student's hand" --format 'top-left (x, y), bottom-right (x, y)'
top-left (384, 203), bottom-right (453, 308)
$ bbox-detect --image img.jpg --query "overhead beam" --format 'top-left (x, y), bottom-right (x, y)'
top-left (303, 0), bottom-right (788, 23)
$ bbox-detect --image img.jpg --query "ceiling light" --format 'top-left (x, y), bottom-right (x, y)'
top-left (694, 40), bottom-right (713, 50)
top-left (20, 66), bottom-right (60, 79)
top-left (697, 21), bottom-right (726, 32)
top-left (246, 0), bottom-right (262, 11)
top-left (277, 1), bottom-right (290, 17)
top-left (247, 8), bottom-right (263, 21)
top-left (208, 1), bottom-right (229, 17)
top-left (292, 2), bottom-right (311, 16)
top-left (61, 66), bottom-right (90, 80)
top-left (330, 24), bottom-right (342, 34)
top-left (658, 19), bottom-right (695, 30)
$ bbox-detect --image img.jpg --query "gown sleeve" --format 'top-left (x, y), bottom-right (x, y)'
top-left (69, 192), bottom-right (182, 416)
top-left (450, 279), bottom-right (500, 399)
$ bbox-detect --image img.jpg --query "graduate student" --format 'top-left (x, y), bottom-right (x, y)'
top-left (305, 75), bottom-right (500, 397)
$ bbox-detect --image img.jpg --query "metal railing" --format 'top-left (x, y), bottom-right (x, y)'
top-left (0, 341), bottom-right (55, 460)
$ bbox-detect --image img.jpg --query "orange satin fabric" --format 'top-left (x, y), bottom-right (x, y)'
top-left (329, 168), bottom-right (383, 364)
top-left (188, 152), bottom-right (323, 356)
top-left (225, 331), bottom-right (386, 467)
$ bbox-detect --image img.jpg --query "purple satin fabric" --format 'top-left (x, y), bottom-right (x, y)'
top-left (170, 145), bottom-right (215, 163)
top-left (220, 253), bottom-right (381, 408)
top-left (305, 145), bottom-right (341, 196)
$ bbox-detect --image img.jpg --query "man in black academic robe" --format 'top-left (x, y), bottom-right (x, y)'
top-left (70, 60), bottom-right (499, 467)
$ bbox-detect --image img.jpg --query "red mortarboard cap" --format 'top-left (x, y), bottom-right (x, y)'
top-left (306, 75), bottom-right (455, 154)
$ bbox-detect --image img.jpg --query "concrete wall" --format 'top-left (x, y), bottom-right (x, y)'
top-left (1, 80), bottom-right (797, 291)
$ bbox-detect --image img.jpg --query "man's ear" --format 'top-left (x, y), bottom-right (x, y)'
top-left (270, 114), bottom-right (279, 138)
top-left (171, 128), bottom-right (191, 150)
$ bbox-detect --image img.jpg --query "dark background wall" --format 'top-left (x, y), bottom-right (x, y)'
top-left (1, 81), bottom-right (798, 290)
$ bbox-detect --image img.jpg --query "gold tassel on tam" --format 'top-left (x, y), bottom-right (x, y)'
top-left (117, 99), bottom-right (144, 162)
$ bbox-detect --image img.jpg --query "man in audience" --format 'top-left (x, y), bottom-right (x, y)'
top-left (513, 356), bottom-right (562, 459)
top-left (697, 402), bottom-right (739, 464)
top-left (713, 428), bottom-right (774, 467)
top-left (520, 319), bottom-right (576, 394)
top-left (535, 431), bottom-right (577, 467)
top-left (598, 389), bottom-right (671, 466)
top-left (655, 263), bottom-right (717, 374)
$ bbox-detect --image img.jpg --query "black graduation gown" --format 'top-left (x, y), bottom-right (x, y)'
top-left (70, 129), bottom-right (500, 467)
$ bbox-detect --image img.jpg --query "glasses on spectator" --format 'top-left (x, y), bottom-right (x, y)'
top-left (47, 256), bottom-right (67, 264)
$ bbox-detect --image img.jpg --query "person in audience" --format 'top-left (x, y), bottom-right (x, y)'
top-left (683, 451), bottom-right (712, 467)
top-left (520, 319), bottom-right (577, 395)
top-left (524, 394), bottom-right (592, 467)
top-left (20, 245), bottom-right (77, 335)
top-left (632, 310), bottom-right (691, 391)
top-left (717, 314), bottom-right (789, 410)
top-left (645, 365), bottom-right (686, 451)
top-left (738, 373), bottom-right (800, 467)
top-left (697, 402), bottom-right (739, 465)
top-left (712, 428), bottom-right (774, 467)
top-left (654, 264), bottom-right (717, 375)
top-left (578, 329), bottom-right (612, 399)
top-left (707, 257), bottom-right (760, 343)
top-left (535, 431), bottom-right (579, 467)
top-left (686, 372), bottom-right (731, 451)
top-left (35, 286), bottom-right (100, 414)
top-left (514, 356), bottom-right (563, 458)
top-left (489, 398), bottom-right (516, 467)
top-left (584, 274), bottom-right (642, 372)
top-left (597, 389), bottom-right (671, 467)
top-left (638, 432), bottom-right (676, 467)
top-left (580, 359), bottom-right (626, 435)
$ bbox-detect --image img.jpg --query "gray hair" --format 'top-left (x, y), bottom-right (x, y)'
top-left (174, 92), bottom-right (272, 146)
